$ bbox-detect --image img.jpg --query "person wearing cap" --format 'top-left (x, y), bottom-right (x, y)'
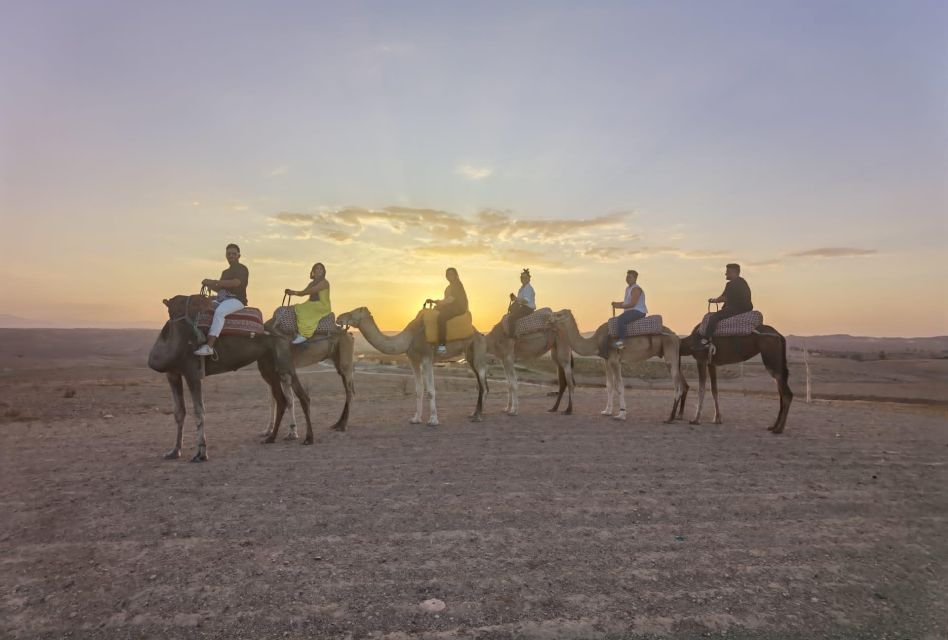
top-left (505, 268), bottom-right (536, 337)
top-left (607, 269), bottom-right (647, 353)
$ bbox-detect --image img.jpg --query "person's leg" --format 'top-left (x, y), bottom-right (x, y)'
top-left (704, 308), bottom-right (740, 339)
top-left (615, 309), bottom-right (645, 342)
top-left (437, 304), bottom-right (463, 346)
top-left (200, 298), bottom-right (244, 353)
top-left (506, 303), bottom-right (532, 337)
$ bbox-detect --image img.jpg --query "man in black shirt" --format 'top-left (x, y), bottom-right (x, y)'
top-left (194, 243), bottom-right (250, 356)
top-left (695, 263), bottom-right (752, 349)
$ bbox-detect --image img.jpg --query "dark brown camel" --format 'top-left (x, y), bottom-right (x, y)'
top-left (147, 294), bottom-right (312, 462)
top-left (678, 325), bottom-right (792, 433)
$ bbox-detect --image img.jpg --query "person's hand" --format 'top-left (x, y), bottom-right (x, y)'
top-left (285, 288), bottom-right (294, 296)
top-left (708, 297), bottom-right (716, 304)
top-left (611, 301), bottom-right (620, 309)
top-left (424, 298), bottom-right (434, 306)
top-left (202, 279), bottom-right (214, 287)
top-left (509, 293), bottom-right (516, 301)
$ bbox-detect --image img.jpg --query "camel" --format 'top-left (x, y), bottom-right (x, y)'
top-left (260, 321), bottom-right (356, 441)
top-left (335, 307), bottom-right (488, 425)
top-left (148, 294), bottom-right (311, 462)
top-left (484, 313), bottom-right (576, 415)
top-left (678, 326), bottom-right (792, 433)
top-left (551, 310), bottom-right (687, 422)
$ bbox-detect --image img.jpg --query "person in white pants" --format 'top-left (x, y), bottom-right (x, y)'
top-left (194, 243), bottom-right (250, 356)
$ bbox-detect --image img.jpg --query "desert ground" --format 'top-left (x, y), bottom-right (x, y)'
top-left (1, 329), bottom-right (947, 639)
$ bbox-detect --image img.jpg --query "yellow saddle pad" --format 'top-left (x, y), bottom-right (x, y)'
top-left (422, 309), bottom-right (475, 343)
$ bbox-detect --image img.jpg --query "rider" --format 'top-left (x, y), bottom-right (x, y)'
top-left (285, 262), bottom-right (332, 344)
top-left (428, 267), bottom-right (469, 355)
top-left (506, 268), bottom-right (536, 337)
top-left (608, 269), bottom-right (647, 353)
top-left (194, 243), bottom-right (249, 356)
top-left (694, 262), bottom-right (753, 348)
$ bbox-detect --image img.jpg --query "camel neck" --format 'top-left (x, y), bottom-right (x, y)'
top-left (357, 313), bottom-right (416, 355)
top-left (561, 313), bottom-right (602, 357)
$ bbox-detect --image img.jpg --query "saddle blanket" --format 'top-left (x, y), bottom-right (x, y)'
top-left (422, 309), bottom-right (475, 344)
top-left (196, 307), bottom-right (265, 338)
top-left (273, 306), bottom-right (337, 338)
top-left (502, 307), bottom-right (553, 337)
top-left (699, 310), bottom-right (764, 337)
top-left (608, 314), bottom-right (664, 338)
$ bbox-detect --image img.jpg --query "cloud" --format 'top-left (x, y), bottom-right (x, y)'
top-left (272, 212), bottom-right (315, 226)
top-left (455, 164), bottom-right (493, 180)
top-left (269, 166), bottom-right (289, 177)
top-left (786, 247), bottom-right (878, 258)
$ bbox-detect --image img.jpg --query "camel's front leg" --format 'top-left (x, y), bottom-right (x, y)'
top-left (424, 358), bottom-right (439, 426)
top-left (184, 372), bottom-right (207, 462)
top-left (164, 372), bottom-right (185, 459)
top-left (690, 361), bottom-right (708, 425)
top-left (613, 358), bottom-right (627, 421)
top-left (409, 359), bottom-right (424, 424)
top-left (260, 390), bottom-right (276, 438)
top-left (664, 350), bottom-right (683, 424)
top-left (502, 354), bottom-right (518, 415)
top-left (601, 358), bottom-right (614, 416)
top-left (709, 364), bottom-right (723, 424)
top-left (284, 394), bottom-right (299, 441)
top-left (288, 374), bottom-right (314, 444)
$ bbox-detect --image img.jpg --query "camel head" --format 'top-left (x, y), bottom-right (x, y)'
top-left (551, 309), bottom-right (575, 328)
top-left (164, 294), bottom-right (213, 320)
top-left (336, 307), bottom-right (371, 328)
top-left (148, 295), bottom-right (210, 372)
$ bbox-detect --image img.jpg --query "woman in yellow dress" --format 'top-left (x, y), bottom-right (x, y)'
top-left (285, 262), bottom-right (332, 344)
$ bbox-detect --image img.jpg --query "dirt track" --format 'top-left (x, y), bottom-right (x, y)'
top-left (2, 363), bottom-right (947, 639)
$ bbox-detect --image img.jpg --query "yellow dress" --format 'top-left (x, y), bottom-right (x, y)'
top-left (293, 287), bottom-right (332, 337)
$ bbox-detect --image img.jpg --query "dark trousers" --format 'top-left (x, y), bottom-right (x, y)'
top-left (702, 307), bottom-right (747, 337)
top-left (506, 302), bottom-right (534, 337)
top-left (602, 309), bottom-right (645, 357)
top-left (437, 303), bottom-right (467, 346)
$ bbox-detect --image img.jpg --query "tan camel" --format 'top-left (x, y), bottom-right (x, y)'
top-left (260, 328), bottom-right (355, 441)
top-left (335, 307), bottom-right (488, 425)
top-left (551, 310), bottom-right (687, 422)
top-left (484, 313), bottom-right (575, 415)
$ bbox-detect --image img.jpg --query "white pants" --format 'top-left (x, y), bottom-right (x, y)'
top-left (209, 298), bottom-right (245, 337)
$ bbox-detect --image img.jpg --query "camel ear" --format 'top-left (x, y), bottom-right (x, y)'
top-left (163, 299), bottom-right (170, 307)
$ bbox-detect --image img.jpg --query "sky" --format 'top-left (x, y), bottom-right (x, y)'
top-left (1, 0), bottom-right (946, 336)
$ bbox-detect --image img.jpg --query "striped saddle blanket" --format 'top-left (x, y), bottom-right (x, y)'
top-left (273, 306), bottom-right (338, 338)
top-left (196, 307), bottom-right (265, 338)
top-left (504, 307), bottom-right (553, 337)
top-left (699, 310), bottom-right (763, 337)
top-left (607, 314), bottom-right (664, 338)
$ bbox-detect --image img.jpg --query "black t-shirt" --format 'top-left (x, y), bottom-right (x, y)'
top-left (445, 281), bottom-right (469, 311)
top-left (722, 277), bottom-right (752, 313)
top-left (220, 263), bottom-right (249, 304)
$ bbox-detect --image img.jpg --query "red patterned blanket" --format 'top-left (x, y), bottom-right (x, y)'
top-left (195, 307), bottom-right (265, 338)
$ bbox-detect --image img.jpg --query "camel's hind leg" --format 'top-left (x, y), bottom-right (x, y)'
top-left (289, 374), bottom-right (314, 444)
top-left (561, 354), bottom-right (575, 415)
top-left (164, 372), bottom-right (185, 459)
top-left (612, 356), bottom-right (627, 421)
top-left (664, 340), bottom-right (683, 424)
top-left (502, 353), bottom-right (517, 415)
top-left (468, 344), bottom-right (487, 422)
top-left (600, 357), bottom-right (615, 416)
top-left (183, 371), bottom-right (207, 462)
top-left (548, 356), bottom-right (569, 413)
top-left (690, 360), bottom-right (708, 425)
top-left (423, 358), bottom-right (439, 426)
top-left (260, 391), bottom-right (276, 438)
top-left (762, 339), bottom-right (793, 434)
top-left (409, 358), bottom-right (424, 424)
top-left (331, 335), bottom-right (355, 431)
top-left (262, 371), bottom-right (289, 444)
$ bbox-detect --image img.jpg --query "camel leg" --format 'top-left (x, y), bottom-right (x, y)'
top-left (762, 342), bottom-right (793, 434)
top-left (424, 358), bottom-right (439, 426)
top-left (613, 356), bottom-right (627, 421)
top-left (502, 354), bottom-right (517, 415)
top-left (409, 358), bottom-right (424, 424)
top-left (164, 372), bottom-right (185, 459)
top-left (600, 356), bottom-right (613, 415)
top-left (664, 345), bottom-right (683, 424)
top-left (289, 374), bottom-right (314, 445)
top-left (548, 356), bottom-right (568, 413)
top-left (468, 348), bottom-right (485, 422)
top-left (331, 338), bottom-right (355, 431)
top-left (263, 372), bottom-right (289, 444)
top-left (184, 372), bottom-right (207, 462)
top-left (260, 390), bottom-right (276, 438)
top-left (284, 395), bottom-right (300, 441)
top-left (690, 360), bottom-right (708, 425)
top-left (676, 369), bottom-right (690, 420)
top-left (561, 354), bottom-right (574, 416)
top-left (709, 364), bottom-right (723, 424)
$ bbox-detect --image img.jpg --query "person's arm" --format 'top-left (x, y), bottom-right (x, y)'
top-left (709, 287), bottom-right (727, 304)
top-left (288, 280), bottom-right (329, 297)
top-left (613, 288), bottom-right (641, 309)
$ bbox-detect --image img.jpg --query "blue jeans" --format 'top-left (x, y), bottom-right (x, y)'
top-left (615, 309), bottom-right (646, 339)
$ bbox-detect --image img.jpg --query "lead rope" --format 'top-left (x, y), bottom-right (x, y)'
top-left (707, 301), bottom-right (718, 358)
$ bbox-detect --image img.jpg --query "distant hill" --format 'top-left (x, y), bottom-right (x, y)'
top-left (786, 334), bottom-right (948, 357)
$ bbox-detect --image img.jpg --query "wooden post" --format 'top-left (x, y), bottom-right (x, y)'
top-left (803, 339), bottom-right (811, 404)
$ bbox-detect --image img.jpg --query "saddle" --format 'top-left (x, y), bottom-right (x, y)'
top-left (421, 308), bottom-right (475, 344)
top-left (272, 307), bottom-right (340, 340)
top-left (502, 307), bottom-right (553, 337)
top-left (607, 314), bottom-right (664, 338)
top-left (195, 307), bottom-right (265, 338)
top-left (699, 310), bottom-right (763, 337)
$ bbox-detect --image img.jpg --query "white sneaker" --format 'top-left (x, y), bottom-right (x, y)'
top-left (193, 344), bottom-right (214, 356)
top-left (435, 345), bottom-right (447, 355)
top-left (292, 335), bottom-right (308, 345)
top-left (613, 340), bottom-right (624, 350)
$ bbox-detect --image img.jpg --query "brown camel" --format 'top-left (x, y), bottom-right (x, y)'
top-left (679, 326), bottom-right (793, 433)
top-left (485, 312), bottom-right (576, 415)
top-left (148, 294), bottom-right (311, 462)
top-left (551, 310), bottom-right (687, 422)
top-left (260, 318), bottom-right (356, 440)
top-left (335, 307), bottom-right (488, 425)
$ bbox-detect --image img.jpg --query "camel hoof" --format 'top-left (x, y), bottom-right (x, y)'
top-left (561, 409), bottom-right (573, 416)
top-left (262, 436), bottom-right (276, 444)
top-left (301, 437), bottom-right (313, 445)
top-left (469, 414), bottom-right (483, 422)
top-left (330, 424), bottom-right (346, 432)
top-left (409, 417), bottom-right (422, 424)
top-left (189, 451), bottom-right (208, 463)
top-left (662, 419), bottom-right (675, 425)
top-left (713, 418), bottom-right (723, 425)
top-left (163, 449), bottom-right (181, 460)
top-left (613, 414), bottom-right (627, 421)
top-left (506, 410), bottom-right (518, 416)
top-left (284, 431), bottom-right (299, 441)
top-left (600, 410), bottom-right (612, 416)
top-left (258, 430), bottom-right (272, 438)
top-left (546, 407), bottom-right (558, 413)
top-left (689, 419), bottom-right (701, 425)
top-left (427, 419), bottom-right (439, 427)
